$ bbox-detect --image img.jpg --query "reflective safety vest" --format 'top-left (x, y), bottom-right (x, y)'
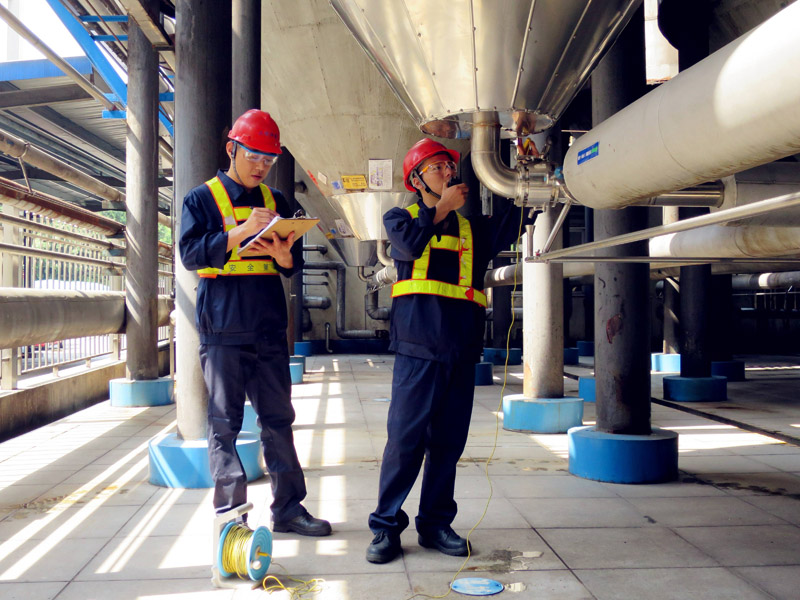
top-left (198, 177), bottom-right (280, 278)
top-left (391, 203), bottom-right (487, 307)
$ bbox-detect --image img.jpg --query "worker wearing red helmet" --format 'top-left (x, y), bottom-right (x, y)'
top-left (366, 138), bottom-right (533, 564)
top-left (179, 109), bottom-right (331, 537)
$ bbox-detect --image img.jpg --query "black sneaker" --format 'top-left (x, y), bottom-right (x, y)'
top-left (366, 530), bottom-right (401, 564)
top-left (418, 526), bottom-right (470, 556)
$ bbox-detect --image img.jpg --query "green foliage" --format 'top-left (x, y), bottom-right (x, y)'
top-left (100, 210), bottom-right (172, 244)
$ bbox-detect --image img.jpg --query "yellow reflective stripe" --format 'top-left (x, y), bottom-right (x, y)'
top-left (198, 177), bottom-right (278, 277)
top-left (392, 279), bottom-right (487, 307)
top-left (430, 235), bottom-right (460, 250)
top-left (456, 212), bottom-right (473, 287)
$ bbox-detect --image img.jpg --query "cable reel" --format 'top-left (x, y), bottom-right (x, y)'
top-left (217, 521), bottom-right (272, 582)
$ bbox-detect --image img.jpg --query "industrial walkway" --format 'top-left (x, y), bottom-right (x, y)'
top-left (1, 354), bottom-right (799, 599)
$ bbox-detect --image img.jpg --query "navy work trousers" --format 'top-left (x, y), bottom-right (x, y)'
top-left (199, 339), bottom-right (306, 522)
top-left (368, 353), bottom-right (476, 535)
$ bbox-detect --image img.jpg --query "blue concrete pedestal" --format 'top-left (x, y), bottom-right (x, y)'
top-left (577, 341), bottom-right (594, 357)
top-left (711, 360), bottom-right (745, 382)
top-left (294, 341), bottom-right (313, 356)
top-left (289, 362), bottom-right (304, 384)
top-left (483, 347), bottom-right (522, 366)
top-left (568, 426), bottom-right (678, 483)
top-left (564, 347), bottom-right (579, 365)
top-left (663, 375), bottom-right (727, 402)
top-left (148, 432), bottom-right (264, 488)
top-left (290, 355), bottom-right (306, 373)
top-left (503, 394), bottom-right (583, 434)
top-left (109, 377), bottom-right (173, 407)
top-left (475, 361), bottom-right (493, 386)
top-left (651, 353), bottom-right (681, 372)
top-left (578, 376), bottom-right (596, 403)
top-left (242, 402), bottom-right (259, 433)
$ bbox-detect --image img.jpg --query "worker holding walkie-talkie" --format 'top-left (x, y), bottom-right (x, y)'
top-left (366, 139), bottom-right (534, 564)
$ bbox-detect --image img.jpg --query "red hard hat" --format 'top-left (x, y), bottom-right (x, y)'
top-left (403, 138), bottom-right (460, 191)
top-left (228, 109), bottom-right (282, 155)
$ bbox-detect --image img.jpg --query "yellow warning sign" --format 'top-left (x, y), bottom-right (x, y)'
top-left (341, 175), bottom-right (368, 190)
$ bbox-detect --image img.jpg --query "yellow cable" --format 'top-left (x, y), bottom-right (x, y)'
top-left (263, 562), bottom-right (325, 599)
top-left (406, 203), bottom-right (527, 600)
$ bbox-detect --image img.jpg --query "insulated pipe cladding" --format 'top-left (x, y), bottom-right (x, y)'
top-left (562, 1), bottom-right (800, 208)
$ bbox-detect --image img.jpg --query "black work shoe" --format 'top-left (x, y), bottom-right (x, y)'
top-left (366, 530), bottom-right (401, 564)
top-left (272, 512), bottom-right (332, 537)
top-left (418, 526), bottom-right (470, 556)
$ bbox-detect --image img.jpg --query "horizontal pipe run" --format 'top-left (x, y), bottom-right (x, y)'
top-left (732, 271), bottom-right (800, 290)
top-left (0, 289), bottom-right (173, 349)
top-left (632, 182), bottom-right (725, 208)
top-left (544, 256), bottom-right (800, 264)
top-left (530, 190), bottom-right (800, 263)
top-left (0, 212), bottom-right (123, 251)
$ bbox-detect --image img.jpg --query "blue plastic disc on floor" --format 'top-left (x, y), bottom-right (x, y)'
top-left (451, 577), bottom-right (504, 596)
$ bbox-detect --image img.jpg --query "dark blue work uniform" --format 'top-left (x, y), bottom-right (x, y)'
top-left (368, 199), bottom-right (530, 536)
top-left (179, 170), bottom-right (307, 522)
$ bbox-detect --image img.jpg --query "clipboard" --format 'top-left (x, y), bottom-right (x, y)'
top-left (238, 217), bottom-right (320, 256)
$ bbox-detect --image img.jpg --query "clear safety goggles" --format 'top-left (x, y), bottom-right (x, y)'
top-left (238, 144), bottom-right (278, 166)
top-left (419, 160), bottom-right (457, 176)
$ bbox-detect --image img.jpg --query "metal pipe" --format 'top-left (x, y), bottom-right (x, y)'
top-left (541, 199), bottom-right (572, 254)
top-left (304, 261), bottom-right (386, 338)
top-left (484, 262), bottom-right (522, 289)
top-left (376, 240), bottom-right (392, 267)
top-left (303, 295), bottom-right (332, 309)
top-left (0, 4), bottom-right (117, 112)
top-left (303, 244), bottom-right (328, 254)
top-left (530, 190), bottom-right (800, 263)
top-left (471, 111), bottom-right (550, 204)
top-left (0, 241), bottom-right (122, 272)
top-left (732, 272), bottom-right (800, 290)
top-left (563, 2), bottom-right (800, 208)
top-left (368, 264), bottom-right (397, 290)
top-left (365, 290), bottom-right (389, 321)
top-left (633, 182), bottom-right (725, 207)
top-left (0, 289), bottom-right (173, 349)
top-left (651, 225), bottom-right (800, 259)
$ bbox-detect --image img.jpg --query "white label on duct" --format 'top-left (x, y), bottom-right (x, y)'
top-left (317, 171), bottom-right (328, 185)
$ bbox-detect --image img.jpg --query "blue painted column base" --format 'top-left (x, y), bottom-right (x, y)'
top-left (294, 341), bottom-right (313, 356)
top-left (475, 361), bottom-right (493, 386)
top-left (578, 376), bottom-right (596, 402)
top-left (564, 347), bottom-right (579, 365)
top-left (290, 355), bottom-right (306, 373)
top-left (289, 362), bottom-right (304, 384)
top-left (711, 360), bottom-right (745, 382)
top-left (569, 426), bottom-right (678, 483)
top-left (663, 375), bottom-right (727, 402)
top-left (148, 432), bottom-right (264, 488)
top-left (651, 353), bottom-right (681, 372)
top-left (483, 347), bottom-right (522, 366)
top-left (577, 341), bottom-right (594, 357)
top-left (109, 377), bottom-right (173, 407)
top-left (503, 394), bottom-right (583, 434)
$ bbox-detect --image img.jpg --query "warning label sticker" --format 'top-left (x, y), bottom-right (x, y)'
top-left (342, 175), bottom-right (368, 190)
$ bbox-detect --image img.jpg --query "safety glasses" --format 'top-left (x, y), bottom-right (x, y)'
top-left (419, 160), bottom-right (457, 176)
top-left (238, 144), bottom-right (278, 166)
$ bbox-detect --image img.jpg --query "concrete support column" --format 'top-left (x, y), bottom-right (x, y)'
top-left (569, 7), bottom-right (677, 483)
top-left (232, 0), bottom-right (260, 119)
top-left (125, 18), bottom-right (159, 381)
top-left (174, 0), bottom-right (231, 440)
top-left (591, 6), bottom-right (651, 435)
top-left (523, 207), bottom-right (564, 398)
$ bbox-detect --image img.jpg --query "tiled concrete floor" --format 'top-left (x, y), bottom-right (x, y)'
top-left (1, 354), bottom-right (799, 599)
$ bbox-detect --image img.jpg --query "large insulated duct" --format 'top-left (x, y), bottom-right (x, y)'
top-left (651, 225), bottom-right (800, 259)
top-left (0, 289), bottom-right (173, 349)
top-left (563, 2), bottom-right (800, 208)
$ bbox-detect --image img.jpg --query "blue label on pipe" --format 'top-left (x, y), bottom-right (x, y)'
top-left (577, 142), bottom-right (599, 165)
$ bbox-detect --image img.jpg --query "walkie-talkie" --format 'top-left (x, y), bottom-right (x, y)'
top-left (447, 176), bottom-right (462, 187)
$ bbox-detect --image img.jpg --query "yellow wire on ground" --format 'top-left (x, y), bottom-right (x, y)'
top-left (407, 204), bottom-right (529, 600)
top-left (263, 562), bottom-right (325, 599)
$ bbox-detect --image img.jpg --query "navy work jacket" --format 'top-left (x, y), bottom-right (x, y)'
top-left (384, 200), bottom-right (532, 364)
top-left (179, 170), bottom-right (304, 345)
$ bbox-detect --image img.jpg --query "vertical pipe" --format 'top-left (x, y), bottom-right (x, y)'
top-left (175, 0), bottom-right (231, 440)
top-left (490, 255), bottom-right (512, 347)
top-left (592, 6), bottom-right (651, 435)
top-left (125, 16), bottom-right (159, 380)
top-left (272, 147), bottom-right (299, 348)
top-left (523, 207), bottom-right (564, 398)
top-left (662, 206), bottom-right (680, 353)
top-left (231, 0), bottom-right (261, 120)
